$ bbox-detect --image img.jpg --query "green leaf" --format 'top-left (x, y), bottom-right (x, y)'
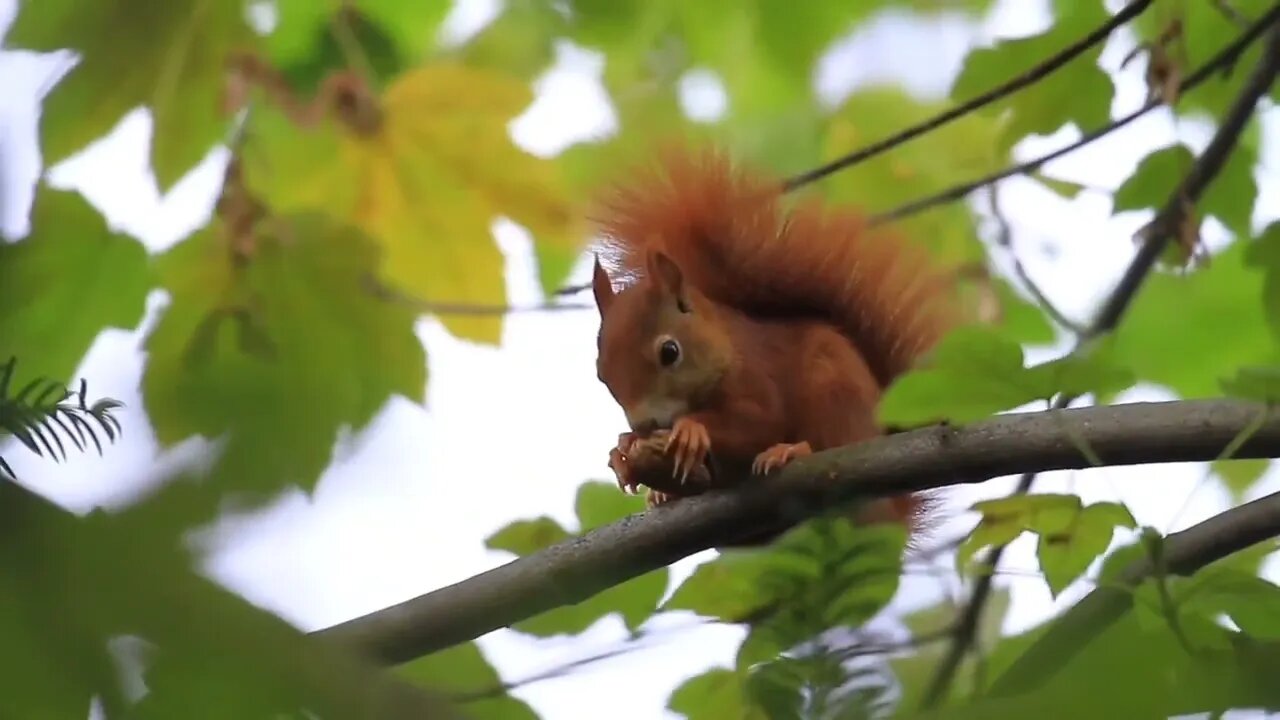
top-left (487, 481), bottom-right (667, 638)
top-left (397, 641), bottom-right (539, 720)
top-left (957, 494), bottom-right (1079, 571)
top-left (269, 0), bottom-right (451, 71)
top-left (485, 517), bottom-right (573, 555)
top-left (742, 658), bottom-right (807, 720)
top-left (1246, 221), bottom-right (1280, 344)
top-left (141, 213), bottom-right (427, 506)
top-left (819, 87), bottom-right (1009, 269)
top-left (1178, 568), bottom-right (1280, 642)
top-left (1037, 501), bottom-right (1136, 597)
top-left (7, 0), bottom-right (255, 191)
top-left (447, 0), bottom-right (563, 82)
top-left (949, 0), bottom-right (1113, 152)
top-left (1220, 365), bottom-right (1280, 404)
top-left (987, 278), bottom-right (1059, 346)
top-left (877, 327), bottom-right (1133, 427)
top-left (878, 327), bottom-right (1034, 427)
top-left (1113, 238), bottom-right (1278, 399)
top-left (1027, 336), bottom-right (1136, 401)
top-left (670, 520), bottom-right (906, 681)
top-left (920, 615), bottom-right (1280, 719)
top-left (275, 6), bottom-right (406, 94)
top-left (1113, 142), bottom-right (1258, 240)
top-left (575, 479), bottom-right (648, 529)
top-left (956, 495), bottom-right (1135, 596)
top-left (1031, 171), bottom-right (1087, 199)
top-left (0, 186), bottom-right (153, 391)
top-left (665, 551), bottom-right (775, 623)
top-left (240, 62), bottom-right (578, 345)
top-left (668, 667), bottom-right (764, 720)
top-left (1212, 459), bottom-right (1271, 502)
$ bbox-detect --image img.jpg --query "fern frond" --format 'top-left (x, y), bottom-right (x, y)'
top-left (0, 356), bottom-right (126, 480)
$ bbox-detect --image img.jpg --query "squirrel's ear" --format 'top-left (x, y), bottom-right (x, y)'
top-left (591, 255), bottom-right (614, 317)
top-left (647, 250), bottom-right (690, 312)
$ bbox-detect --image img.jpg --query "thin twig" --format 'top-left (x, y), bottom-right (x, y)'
top-left (869, 3), bottom-right (1280, 227)
top-left (362, 275), bottom-right (595, 315)
top-left (918, 14), bottom-right (1280, 708)
top-left (985, 185), bottom-right (1084, 334)
top-left (833, 626), bottom-right (957, 662)
top-left (448, 616), bottom-right (716, 703)
top-left (780, 0), bottom-right (1155, 192)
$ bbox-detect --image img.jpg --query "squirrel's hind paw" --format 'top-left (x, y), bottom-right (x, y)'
top-left (752, 442), bottom-right (813, 475)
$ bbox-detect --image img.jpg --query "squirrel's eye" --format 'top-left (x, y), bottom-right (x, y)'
top-left (658, 338), bottom-right (681, 367)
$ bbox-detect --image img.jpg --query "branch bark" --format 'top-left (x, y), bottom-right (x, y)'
top-left (313, 398), bottom-right (1280, 666)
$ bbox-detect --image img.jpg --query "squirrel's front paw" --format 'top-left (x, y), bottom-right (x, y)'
top-left (666, 416), bottom-right (711, 483)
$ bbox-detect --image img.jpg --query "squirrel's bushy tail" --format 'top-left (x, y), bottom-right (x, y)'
top-left (592, 145), bottom-right (959, 387)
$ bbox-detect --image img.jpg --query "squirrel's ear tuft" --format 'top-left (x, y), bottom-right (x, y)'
top-left (591, 255), bottom-right (614, 317)
top-left (647, 250), bottom-right (690, 312)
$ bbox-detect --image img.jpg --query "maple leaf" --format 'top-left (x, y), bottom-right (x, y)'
top-left (240, 63), bottom-right (579, 344)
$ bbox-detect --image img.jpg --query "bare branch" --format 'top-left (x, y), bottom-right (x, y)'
top-left (781, 0), bottom-right (1155, 192)
top-left (313, 398), bottom-right (1280, 666)
top-left (918, 17), bottom-right (1280, 707)
top-left (868, 3), bottom-right (1280, 226)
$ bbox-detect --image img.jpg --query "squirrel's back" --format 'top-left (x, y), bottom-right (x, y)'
top-left (591, 145), bottom-right (958, 388)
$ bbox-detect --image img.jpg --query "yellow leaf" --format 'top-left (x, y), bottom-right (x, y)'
top-left (241, 63), bottom-right (578, 344)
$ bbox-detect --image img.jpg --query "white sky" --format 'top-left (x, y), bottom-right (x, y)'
top-left (3, 1), bottom-right (1280, 718)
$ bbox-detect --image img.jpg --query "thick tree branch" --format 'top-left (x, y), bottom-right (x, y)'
top-left (781, 0), bottom-right (1154, 191)
top-left (314, 399), bottom-right (1280, 666)
top-left (869, 2), bottom-right (1280, 226)
top-left (988, 487), bottom-right (1280, 695)
top-left (919, 18), bottom-right (1280, 706)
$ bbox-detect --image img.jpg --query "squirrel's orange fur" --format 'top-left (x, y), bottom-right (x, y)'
top-left (589, 145), bottom-right (958, 539)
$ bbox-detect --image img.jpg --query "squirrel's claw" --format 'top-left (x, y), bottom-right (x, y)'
top-left (666, 416), bottom-right (711, 483)
top-left (646, 488), bottom-right (678, 508)
top-left (752, 441), bottom-right (813, 475)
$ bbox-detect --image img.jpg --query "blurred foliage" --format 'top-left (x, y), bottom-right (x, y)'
top-left (3, 0), bottom-right (1280, 717)
top-left (485, 480), bottom-right (668, 637)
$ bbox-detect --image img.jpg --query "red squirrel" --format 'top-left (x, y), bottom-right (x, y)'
top-left (587, 145), bottom-right (959, 537)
